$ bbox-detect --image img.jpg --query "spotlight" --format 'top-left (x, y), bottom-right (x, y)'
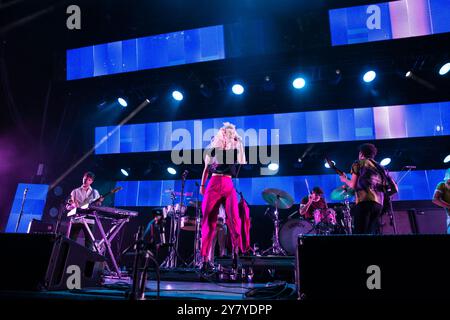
top-left (363, 70), bottom-right (376, 83)
top-left (380, 158), bottom-right (391, 166)
top-left (268, 163), bottom-right (279, 171)
top-left (232, 84), bottom-right (244, 95)
top-left (405, 71), bottom-right (413, 78)
top-left (292, 77), bottom-right (306, 89)
top-left (120, 169), bottom-right (129, 177)
top-left (53, 186), bottom-right (63, 197)
top-left (444, 154), bottom-right (450, 163)
top-left (439, 62), bottom-right (450, 76)
top-left (172, 91), bottom-right (183, 101)
top-left (118, 97), bottom-right (128, 107)
top-left (49, 207), bottom-right (59, 218)
top-left (324, 160), bottom-right (335, 169)
top-left (167, 167), bottom-right (177, 175)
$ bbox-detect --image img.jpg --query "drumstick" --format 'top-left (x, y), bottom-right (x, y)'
top-left (305, 178), bottom-right (311, 195)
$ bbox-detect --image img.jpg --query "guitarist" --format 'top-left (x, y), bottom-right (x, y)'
top-left (66, 171), bottom-right (103, 250)
top-left (339, 143), bottom-right (397, 234)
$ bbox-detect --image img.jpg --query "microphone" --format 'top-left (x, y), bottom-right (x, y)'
top-left (182, 170), bottom-right (189, 177)
top-left (404, 166), bottom-right (416, 169)
top-left (23, 187), bottom-right (28, 196)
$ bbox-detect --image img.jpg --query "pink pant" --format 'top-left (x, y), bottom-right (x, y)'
top-left (201, 176), bottom-right (242, 259)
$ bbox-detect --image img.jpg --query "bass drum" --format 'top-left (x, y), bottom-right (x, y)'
top-left (279, 219), bottom-right (316, 255)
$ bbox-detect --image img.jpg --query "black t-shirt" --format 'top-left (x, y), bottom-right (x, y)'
top-left (300, 196), bottom-right (327, 219)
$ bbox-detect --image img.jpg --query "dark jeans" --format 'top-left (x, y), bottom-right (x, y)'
top-left (69, 222), bottom-right (95, 250)
top-left (352, 201), bottom-right (383, 234)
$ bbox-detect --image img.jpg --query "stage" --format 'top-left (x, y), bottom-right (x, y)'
top-left (1, 0), bottom-right (450, 308)
top-left (0, 278), bottom-right (297, 301)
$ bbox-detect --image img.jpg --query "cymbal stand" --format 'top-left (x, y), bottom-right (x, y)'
top-left (262, 197), bottom-right (286, 256)
top-left (161, 192), bottom-right (178, 269)
top-left (342, 195), bottom-right (353, 234)
top-left (188, 182), bottom-right (202, 268)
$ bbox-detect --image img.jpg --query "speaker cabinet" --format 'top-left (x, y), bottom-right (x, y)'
top-left (380, 208), bottom-right (447, 234)
top-left (0, 233), bottom-right (105, 291)
top-left (379, 211), bottom-right (415, 234)
top-left (295, 234), bottom-right (450, 300)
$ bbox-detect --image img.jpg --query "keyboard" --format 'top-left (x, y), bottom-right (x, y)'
top-left (88, 206), bottom-right (138, 219)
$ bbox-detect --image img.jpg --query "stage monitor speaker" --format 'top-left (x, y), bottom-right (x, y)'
top-left (380, 211), bottom-right (415, 234)
top-left (0, 233), bottom-right (105, 291)
top-left (411, 208), bottom-right (447, 234)
top-left (295, 234), bottom-right (450, 300)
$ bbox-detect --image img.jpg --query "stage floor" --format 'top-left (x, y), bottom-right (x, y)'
top-left (0, 279), bottom-right (297, 300)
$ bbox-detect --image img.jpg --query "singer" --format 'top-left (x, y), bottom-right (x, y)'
top-left (199, 122), bottom-right (246, 272)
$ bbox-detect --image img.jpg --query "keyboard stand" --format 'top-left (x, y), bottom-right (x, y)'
top-left (67, 211), bottom-right (130, 279)
top-left (91, 211), bottom-right (130, 279)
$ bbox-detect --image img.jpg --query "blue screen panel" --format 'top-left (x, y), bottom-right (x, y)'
top-left (113, 169), bottom-right (446, 207)
top-left (330, 0), bottom-right (450, 46)
top-left (67, 25), bottom-right (225, 80)
top-left (95, 101), bottom-right (450, 155)
top-left (5, 184), bottom-right (49, 233)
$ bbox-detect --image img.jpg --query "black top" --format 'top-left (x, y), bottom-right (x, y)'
top-left (207, 148), bottom-right (240, 177)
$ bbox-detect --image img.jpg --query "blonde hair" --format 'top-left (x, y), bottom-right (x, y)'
top-left (208, 122), bottom-right (246, 164)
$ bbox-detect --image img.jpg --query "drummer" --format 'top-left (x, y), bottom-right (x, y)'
top-left (299, 187), bottom-right (328, 221)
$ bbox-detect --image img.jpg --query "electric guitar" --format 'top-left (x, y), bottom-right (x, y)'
top-left (325, 156), bottom-right (346, 176)
top-left (66, 186), bottom-right (123, 217)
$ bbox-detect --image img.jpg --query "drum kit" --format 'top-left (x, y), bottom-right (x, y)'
top-left (159, 190), bottom-right (202, 269)
top-left (262, 185), bottom-right (355, 256)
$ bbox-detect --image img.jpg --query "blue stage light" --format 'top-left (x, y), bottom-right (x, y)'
top-left (120, 169), bottom-right (129, 176)
top-left (363, 70), bottom-right (376, 83)
top-left (268, 163), bottom-right (279, 171)
top-left (167, 167), bottom-right (177, 175)
top-left (380, 158), bottom-right (391, 166)
top-left (232, 84), bottom-right (244, 95)
top-left (444, 155), bottom-right (450, 163)
top-left (172, 91), bottom-right (183, 101)
top-left (118, 98), bottom-right (128, 107)
top-left (439, 63), bottom-right (450, 76)
top-left (292, 77), bottom-right (306, 89)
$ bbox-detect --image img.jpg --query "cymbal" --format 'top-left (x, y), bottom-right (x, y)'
top-left (188, 200), bottom-right (202, 207)
top-left (330, 185), bottom-right (355, 201)
top-left (164, 190), bottom-right (193, 197)
top-left (262, 188), bottom-right (294, 209)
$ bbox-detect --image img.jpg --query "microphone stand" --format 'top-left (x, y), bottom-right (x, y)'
top-left (54, 201), bottom-right (65, 235)
top-left (386, 197), bottom-right (397, 234)
top-left (15, 187), bottom-right (28, 233)
top-left (192, 182), bottom-right (202, 268)
top-left (383, 167), bottom-right (412, 235)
